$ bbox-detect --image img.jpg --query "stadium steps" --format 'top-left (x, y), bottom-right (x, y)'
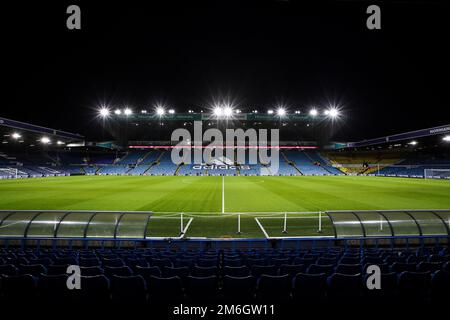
top-left (281, 152), bottom-right (303, 175)
top-left (304, 151), bottom-right (333, 174)
top-left (142, 164), bottom-right (154, 175)
top-left (175, 163), bottom-right (183, 175)
top-left (125, 166), bottom-right (134, 174)
top-left (291, 163), bottom-right (303, 175)
top-left (139, 151), bottom-right (153, 164)
top-left (114, 152), bottom-right (129, 164)
top-left (155, 151), bottom-right (164, 163)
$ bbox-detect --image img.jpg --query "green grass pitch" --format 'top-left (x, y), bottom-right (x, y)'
top-left (0, 175), bottom-right (449, 238)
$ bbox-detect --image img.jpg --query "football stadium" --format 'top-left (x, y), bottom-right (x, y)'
top-left (2, 0), bottom-right (449, 316)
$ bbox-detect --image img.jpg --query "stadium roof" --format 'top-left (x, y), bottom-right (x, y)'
top-left (348, 124), bottom-right (450, 148)
top-left (0, 116), bottom-right (84, 141)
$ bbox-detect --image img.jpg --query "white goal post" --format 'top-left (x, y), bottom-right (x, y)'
top-left (424, 169), bottom-right (450, 179)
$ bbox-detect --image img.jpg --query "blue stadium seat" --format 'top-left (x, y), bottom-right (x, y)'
top-left (223, 266), bottom-right (250, 277)
top-left (196, 258), bottom-right (218, 268)
top-left (398, 271), bottom-right (431, 302)
top-left (317, 257), bottom-right (337, 266)
top-left (362, 256), bottom-right (384, 265)
top-left (39, 274), bottom-right (74, 302)
top-left (28, 257), bottom-right (53, 266)
top-left (54, 256), bottom-right (78, 265)
top-left (223, 258), bottom-right (243, 267)
top-left (390, 262), bottom-right (416, 273)
top-left (416, 261), bottom-right (442, 273)
top-left (148, 276), bottom-right (184, 301)
top-left (80, 266), bottom-right (104, 276)
top-left (362, 262), bottom-right (389, 274)
top-left (307, 264), bottom-right (334, 275)
top-left (270, 257), bottom-right (290, 267)
top-left (278, 264), bottom-right (307, 278)
top-left (246, 258), bottom-right (268, 267)
top-left (46, 264), bottom-right (69, 275)
top-left (327, 273), bottom-right (363, 302)
top-left (363, 272), bottom-right (398, 303)
top-left (222, 275), bottom-right (256, 300)
top-left (293, 257), bottom-right (315, 266)
top-left (292, 273), bottom-right (327, 302)
top-left (0, 264), bottom-right (19, 276)
top-left (186, 276), bottom-right (218, 301)
top-left (102, 258), bottom-right (125, 268)
top-left (162, 266), bottom-right (190, 283)
top-left (79, 257), bottom-right (100, 267)
top-left (110, 275), bottom-right (147, 303)
top-left (192, 266), bottom-right (218, 277)
top-left (150, 258), bottom-right (173, 269)
top-left (256, 274), bottom-right (291, 301)
top-left (339, 257), bottom-right (360, 264)
top-left (251, 265), bottom-right (278, 278)
top-left (334, 263), bottom-right (361, 275)
top-left (18, 263), bottom-right (47, 276)
top-left (78, 275), bottom-right (111, 303)
top-left (104, 266), bottom-right (133, 277)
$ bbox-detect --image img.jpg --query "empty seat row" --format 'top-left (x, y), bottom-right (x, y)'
top-left (1, 269), bottom-right (448, 304)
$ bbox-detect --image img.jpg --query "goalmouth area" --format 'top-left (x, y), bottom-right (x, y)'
top-left (0, 175), bottom-right (449, 239)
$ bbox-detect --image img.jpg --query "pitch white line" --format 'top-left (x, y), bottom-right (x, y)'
top-left (254, 217), bottom-right (269, 238)
top-left (182, 218), bottom-right (194, 234)
top-left (222, 176), bottom-right (225, 214)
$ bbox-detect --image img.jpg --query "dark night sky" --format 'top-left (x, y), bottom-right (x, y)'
top-left (2, 0), bottom-right (450, 142)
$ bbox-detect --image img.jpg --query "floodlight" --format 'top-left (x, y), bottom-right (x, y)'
top-left (223, 106), bottom-right (233, 116)
top-left (328, 108), bottom-right (339, 118)
top-left (443, 135), bottom-right (450, 142)
top-left (99, 107), bottom-right (110, 118)
top-left (124, 108), bottom-right (132, 116)
top-left (213, 107), bottom-right (223, 116)
top-left (141, 110), bottom-right (147, 114)
top-left (267, 110), bottom-right (274, 114)
top-left (156, 107), bottom-right (165, 116)
top-left (114, 109), bottom-right (122, 115)
top-left (409, 141), bottom-right (418, 146)
top-left (41, 137), bottom-right (51, 144)
top-left (168, 109), bottom-right (175, 114)
top-left (277, 108), bottom-right (286, 116)
top-left (309, 109), bottom-right (318, 117)
top-left (235, 109), bottom-right (241, 114)
top-left (11, 133), bottom-right (21, 140)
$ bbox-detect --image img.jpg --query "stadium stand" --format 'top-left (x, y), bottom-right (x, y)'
top-left (116, 150), bottom-right (149, 165)
top-left (376, 153), bottom-right (450, 178)
top-left (148, 151), bottom-right (178, 175)
top-left (325, 151), bottom-right (404, 175)
top-left (0, 246), bottom-right (448, 304)
top-left (1, 148), bottom-right (450, 178)
top-left (97, 165), bottom-right (129, 175)
top-left (127, 164), bottom-right (152, 175)
top-left (282, 151), bottom-right (341, 175)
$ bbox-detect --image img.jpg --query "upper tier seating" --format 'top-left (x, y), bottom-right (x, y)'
top-left (148, 151), bottom-right (177, 175)
top-left (116, 150), bottom-right (149, 165)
